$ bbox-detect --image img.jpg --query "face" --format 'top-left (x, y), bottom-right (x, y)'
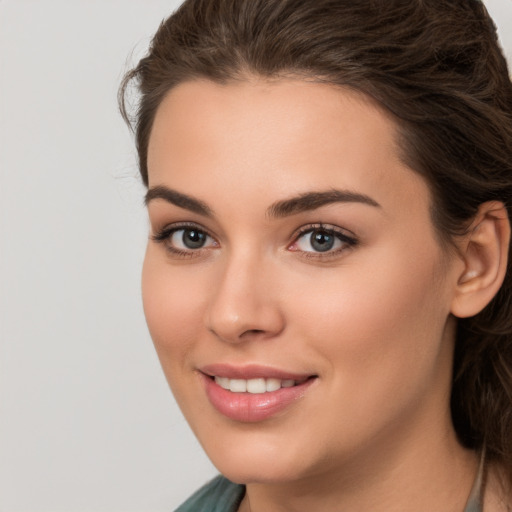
top-left (143, 78), bottom-right (463, 485)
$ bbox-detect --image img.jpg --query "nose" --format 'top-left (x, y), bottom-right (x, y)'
top-left (204, 253), bottom-right (285, 344)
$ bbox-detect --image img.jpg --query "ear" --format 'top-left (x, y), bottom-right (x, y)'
top-left (450, 201), bottom-right (510, 319)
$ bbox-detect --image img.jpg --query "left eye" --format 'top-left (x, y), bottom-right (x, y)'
top-left (293, 228), bottom-right (352, 253)
top-left (169, 228), bottom-right (215, 250)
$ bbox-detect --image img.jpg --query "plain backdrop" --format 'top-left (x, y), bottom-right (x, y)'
top-left (0, 1), bottom-right (511, 511)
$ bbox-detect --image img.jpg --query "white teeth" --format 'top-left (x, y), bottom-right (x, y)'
top-left (215, 377), bottom-right (230, 390)
top-left (214, 376), bottom-right (298, 393)
top-left (246, 378), bottom-right (266, 394)
top-left (229, 379), bottom-right (247, 392)
top-left (265, 378), bottom-right (281, 392)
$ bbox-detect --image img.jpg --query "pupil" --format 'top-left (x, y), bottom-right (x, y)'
top-left (311, 230), bottom-right (334, 252)
top-left (183, 229), bottom-right (206, 249)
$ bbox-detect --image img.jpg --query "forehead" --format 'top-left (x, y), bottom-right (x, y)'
top-left (148, 78), bottom-right (399, 170)
top-left (147, 78), bottom-right (430, 221)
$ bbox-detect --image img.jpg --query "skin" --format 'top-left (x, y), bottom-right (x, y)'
top-left (143, 78), bottom-right (484, 511)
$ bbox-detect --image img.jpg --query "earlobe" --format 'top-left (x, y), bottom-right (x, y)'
top-left (450, 201), bottom-right (510, 319)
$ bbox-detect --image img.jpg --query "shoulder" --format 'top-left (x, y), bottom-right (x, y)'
top-left (174, 475), bottom-right (245, 512)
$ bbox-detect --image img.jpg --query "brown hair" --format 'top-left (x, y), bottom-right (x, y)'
top-left (120, 0), bottom-right (512, 482)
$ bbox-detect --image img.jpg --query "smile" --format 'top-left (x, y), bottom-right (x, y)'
top-left (200, 366), bottom-right (317, 422)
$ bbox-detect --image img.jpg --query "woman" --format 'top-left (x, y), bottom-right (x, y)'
top-left (119, 0), bottom-right (512, 510)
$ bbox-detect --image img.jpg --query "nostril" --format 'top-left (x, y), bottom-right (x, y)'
top-left (241, 329), bottom-right (265, 337)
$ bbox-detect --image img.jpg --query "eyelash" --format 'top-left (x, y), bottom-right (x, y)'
top-left (151, 222), bottom-right (217, 258)
top-left (151, 222), bottom-right (358, 260)
top-left (288, 223), bottom-right (358, 259)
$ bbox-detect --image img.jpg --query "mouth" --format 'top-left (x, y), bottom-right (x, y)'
top-left (199, 365), bottom-right (318, 422)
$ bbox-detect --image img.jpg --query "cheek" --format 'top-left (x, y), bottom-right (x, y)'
top-left (141, 247), bottom-right (207, 374)
top-left (276, 249), bottom-right (454, 455)
top-left (286, 243), bottom-right (451, 397)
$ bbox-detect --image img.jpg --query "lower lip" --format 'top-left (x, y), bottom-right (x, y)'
top-left (201, 374), bottom-right (316, 423)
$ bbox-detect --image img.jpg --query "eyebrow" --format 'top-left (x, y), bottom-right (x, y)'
top-left (267, 189), bottom-right (381, 218)
top-left (145, 185), bottom-right (380, 218)
top-left (145, 185), bottom-right (213, 217)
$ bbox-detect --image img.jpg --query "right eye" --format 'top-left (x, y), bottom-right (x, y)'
top-left (170, 228), bottom-right (212, 249)
top-left (152, 225), bottom-right (218, 255)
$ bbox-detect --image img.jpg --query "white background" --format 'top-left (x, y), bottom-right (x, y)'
top-left (0, 1), bottom-right (511, 511)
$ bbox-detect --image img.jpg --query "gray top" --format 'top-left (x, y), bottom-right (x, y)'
top-left (174, 475), bottom-right (244, 512)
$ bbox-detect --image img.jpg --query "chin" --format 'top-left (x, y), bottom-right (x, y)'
top-left (215, 458), bottom-right (305, 486)
top-left (199, 427), bottom-right (320, 485)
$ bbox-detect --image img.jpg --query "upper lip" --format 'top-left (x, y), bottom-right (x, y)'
top-left (199, 363), bottom-right (315, 381)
